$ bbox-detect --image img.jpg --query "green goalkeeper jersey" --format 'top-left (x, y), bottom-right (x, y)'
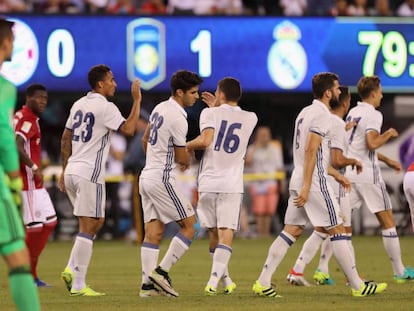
top-left (0, 75), bottom-right (19, 175)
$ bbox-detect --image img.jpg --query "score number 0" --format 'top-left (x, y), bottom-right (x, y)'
top-left (358, 30), bottom-right (414, 78)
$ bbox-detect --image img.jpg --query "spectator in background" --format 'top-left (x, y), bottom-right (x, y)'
top-left (167, 0), bottom-right (195, 14)
top-left (279, 0), bottom-right (307, 16)
top-left (347, 0), bottom-right (369, 16)
top-left (193, 0), bottom-right (242, 15)
top-left (241, 0), bottom-right (281, 15)
top-left (396, 0), bottom-right (414, 16)
top-left (36, 0), bottom-right (82, 14)
top-left (330, 0), bottom-right (349, 16)
top-left (245, 126), bottom-right (284, 238)
top-left (107, 0), bottom-right (137, 14)
top-left (123, 110), bottom-right (149, 243)
top-left (139, 0), bottom-right (166, 14)
top-left (307, 0), bottom-right (334, 15)
top-left (102, 131), bottom-right (127, 239)
top-left (0, 0), bottom-right (28, 12)
top-left (369, 0), bottom-right (393, 16)
top-left (84, 0), bottom-right (109, 13)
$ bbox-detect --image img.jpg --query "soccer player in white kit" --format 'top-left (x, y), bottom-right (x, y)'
top-left (186, 77), bottom-right (257, 295)
top-left (252, 72), bottom-right (386, 298)
top-left (345, 76), bottom-right (414, 283)
top-left (285, 86), bottom-right (362, 286)
top-left (59, 64), bottom-right (142, 296)
top-left (139, 70), bottom-right (203, 298)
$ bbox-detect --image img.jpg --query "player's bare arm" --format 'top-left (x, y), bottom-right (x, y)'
top-left (16, 134), bottom-right (43, 184)
top-left (141, 123), bottom-right (150, 154)
top-left (330, 148), bottom-right (362, 174)
top-left (174, 146), bottom-right (191, 170)
top-left (119, 79), bottom-right (142, 137)
top-left (366, 128), bottom-right (398, 150)
top-left (186, 128), bottom-right (214, 151)
top-left (328, 165), bottom-right (351, 192)
top-left (294, 132), bottom-right (320, 208)
top-left (59, 128), bottom-right (72, 192)
top-left (378, 152), bottom-right (402, 172)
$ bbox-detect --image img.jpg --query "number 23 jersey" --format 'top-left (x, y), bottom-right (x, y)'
top-left (197, 104), bottom-right (257, 193)
top-left (64, 92), bottom-right (125, 184)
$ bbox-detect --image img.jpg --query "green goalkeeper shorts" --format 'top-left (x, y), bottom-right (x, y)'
top-left (0, 181), bottom-right (26, 256)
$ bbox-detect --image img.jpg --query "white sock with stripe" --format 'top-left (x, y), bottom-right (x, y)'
top-left (330, 234), bottom-right (362, 290)
top-left (382, 227), bottom-right (405, 276)
top-left (210, 248), bottom-right (233, 287)
top-left (318, 238), bottom-right (332, 274)
top-left (71, 233), bottom-right (94, 291)
top-left (159, 232), bottom-right (191, 271)
top-left (141, 242), bottom-right (160, 285)
top-left (258, 231), bottom-right (296, 287)
top-left (293, 231), bottom-right (327, 274)
top-left (207, 244), bottom-right (232, 289)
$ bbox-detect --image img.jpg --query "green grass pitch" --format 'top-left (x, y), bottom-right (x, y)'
top-left (0, 235), bottom-right (413, 311)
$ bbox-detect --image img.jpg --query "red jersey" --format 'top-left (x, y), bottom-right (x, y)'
top-left (14, 105), bottom-right (42, 190)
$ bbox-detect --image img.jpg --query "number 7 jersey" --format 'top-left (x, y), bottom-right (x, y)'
top-left (197, 104), bottom-right (257, 193)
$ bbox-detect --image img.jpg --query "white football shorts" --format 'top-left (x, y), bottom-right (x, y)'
top-left (64, 174), bottom-right (106, 218)
top-left (197, 192), bottom-right (243, 231)
top-left (139, 177), bottom-right (195, 224)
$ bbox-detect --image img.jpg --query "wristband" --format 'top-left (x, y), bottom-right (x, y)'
top-left (32, 164), bottom-right (39, 171)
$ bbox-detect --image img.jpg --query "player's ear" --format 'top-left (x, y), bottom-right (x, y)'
top-left (176, 89), bottom-right (184, 97)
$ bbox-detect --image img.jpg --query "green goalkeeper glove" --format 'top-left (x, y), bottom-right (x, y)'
top-left (5, 175), bottom-right (23, 209)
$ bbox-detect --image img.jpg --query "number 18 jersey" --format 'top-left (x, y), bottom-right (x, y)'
top-left (197, 104), bottom-right (257, 193)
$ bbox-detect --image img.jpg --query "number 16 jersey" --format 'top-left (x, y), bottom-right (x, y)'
top-left (197, 104), bottom-right (257, 193)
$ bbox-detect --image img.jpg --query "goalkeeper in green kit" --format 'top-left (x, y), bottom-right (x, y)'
top-left (0, 18), bottom-right (41, 310)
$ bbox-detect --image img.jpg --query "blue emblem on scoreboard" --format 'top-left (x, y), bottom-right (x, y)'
top-left (127, 18), bottom-right (165, 90)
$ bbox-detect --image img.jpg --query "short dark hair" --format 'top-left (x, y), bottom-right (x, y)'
top-left (218, 77), bottom-right (241, 102)
top-left (88, 64), bottom-right (111, 89)
top-left (26, 83), bottom-right (47, 97)
top-left (0, 18), bottom-right (14, 44)
top-left (312, 72), bottom-right (339, 99)
top-left (357, 76), bottom-right (380, 100)
top-left (170, 70), bottom-right (203, 94)
top-left (330, 85), bottom-right (349, 110)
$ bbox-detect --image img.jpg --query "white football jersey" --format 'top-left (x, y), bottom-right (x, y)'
top-left (327, 113), bottom-right (348, 196)
top-left (345, 101), bottom-right (383, 183)
top-left (140, 97), bottom-right (188, 182)
top-left (64, 92), bottom-right (125, 184)
top-left (289, 99), bottom-right (331, 191)
top-left (197, 104), bottom-right (257, 193)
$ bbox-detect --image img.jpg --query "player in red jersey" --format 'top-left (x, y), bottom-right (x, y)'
top-left (14, 83), bottom-right (57, 287)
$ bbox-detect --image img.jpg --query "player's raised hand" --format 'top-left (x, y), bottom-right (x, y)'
top-left (201, 91), bottom-right (217, 107)
top-left (131, 79), bottom-right (142, 102)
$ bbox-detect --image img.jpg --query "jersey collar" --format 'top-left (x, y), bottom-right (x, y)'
top-left (312, 99), bottom-right (330, 113)
top-left (221, 103), bottom-right (241, 111)
top-left (86, 91), bottom-right (107, 101)
top-left (357, 101), bottom-right (375, 109)
top-left (22, 105), bottom-right (38, 119)
top-left (169, 97), bottom-right (187, 118)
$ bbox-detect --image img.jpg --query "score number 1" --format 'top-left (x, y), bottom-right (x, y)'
top-left (191, 30), bottom-right (212, 78)
top-left (358, 30), bottom-right (414, 78)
